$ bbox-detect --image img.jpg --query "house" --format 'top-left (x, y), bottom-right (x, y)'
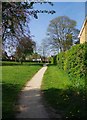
top-left (78, 17), bottom-right (87, 43)
top-left (9, 55), bottom-right (15, 61)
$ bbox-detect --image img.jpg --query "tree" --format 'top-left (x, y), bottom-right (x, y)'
top-left (2, 50), bottom-right (8, 60)
top-left (38, 39), bottom-right (47, 56)
top-left (37, 38), bottom-right (51, 62)
top-left (15, 36), bottom-right (36, 63)
top-left (2, 2), bottom-right (55, 41)
top-left (2, 2), bottom-right (55, 55)
top-left (47, 16), bottom-right (80, 52)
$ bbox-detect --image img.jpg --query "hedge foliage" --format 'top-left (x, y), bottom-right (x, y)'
top-left (57, 43), bottom-right (87, 79)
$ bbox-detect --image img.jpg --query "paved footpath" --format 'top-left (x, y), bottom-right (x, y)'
top-left (16, 66), bottom-right (49, 118)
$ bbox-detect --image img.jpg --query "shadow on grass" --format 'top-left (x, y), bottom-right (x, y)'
top-left (2, 82), bottom-right (87, 119)
top-left (42, 87), bottom-right (87, 119)
top-left (2, 83), bottom-right (49, 119)
top-left (2, 83), bottom-right (87, 119)
top-left (2, 83), bottom-right (21, 119)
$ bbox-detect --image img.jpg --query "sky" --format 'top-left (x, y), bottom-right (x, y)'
top-left (29, 2), bottom-right (85, 47)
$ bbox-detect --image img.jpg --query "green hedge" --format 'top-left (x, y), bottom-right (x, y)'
top-left (57, 43), bottom-right (87, 79)
top-left (57, 52), bottom-right (65, 69)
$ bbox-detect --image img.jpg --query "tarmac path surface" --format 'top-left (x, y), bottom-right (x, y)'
top-left (16, 66), bottom-right (49, 118)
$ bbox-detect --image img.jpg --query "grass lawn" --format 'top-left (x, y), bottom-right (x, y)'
top-left (2, 62), bottom-right (42, 118)
top-left (42, 65), bottom-right (86, 119)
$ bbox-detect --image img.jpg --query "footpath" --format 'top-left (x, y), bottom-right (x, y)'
top-left (16, 66), bottom-right (49, 118)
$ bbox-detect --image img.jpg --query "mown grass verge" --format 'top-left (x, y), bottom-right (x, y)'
top-left (42, 66), bottom-right (86, 119)
top-left (2, 62), bottom-right (41, 118)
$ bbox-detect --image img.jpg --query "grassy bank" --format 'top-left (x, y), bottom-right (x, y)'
top-left (42, 66), bottom-right (86, 119)
top-left (2, 63), bottom-right (41, 118)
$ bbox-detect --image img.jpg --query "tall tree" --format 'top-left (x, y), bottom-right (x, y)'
top-left (2, 2), bottom-right (55, 41)
top-left (15, 36), bottom-right (36, 63)
top-left (38, 38), bottom-right (50, 57)
top-left (2, 2), bottom-right (55, 55)
top-left (47, 16), bottom-right (79, 52)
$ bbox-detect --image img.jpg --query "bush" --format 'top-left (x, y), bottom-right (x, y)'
top-left (57, 52), bottom-right (65, 69)
top-left (53, 55), bottom-right (57, 65)
top-left (57, 43), bottom-right (87, 79)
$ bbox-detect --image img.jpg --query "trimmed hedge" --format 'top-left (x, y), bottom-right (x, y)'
top-left (57, 52), bottom-right (65, 69)
top-left (57, 43), bottom-right (87, 79)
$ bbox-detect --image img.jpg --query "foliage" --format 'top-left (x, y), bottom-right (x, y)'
top-left (47, 16), bottom-right (79, 52)
top-left (2, 63), bottom-right (41, 118)
top-left (42, 66), bottom-right (86, 119)
top-left (57, 52), bottom-right (65, 69)
top-left (15, 36), bottom-right (36, 62)
top-left (2, 2), bottom-right (55, 56)
top-left (2, 50), bottom-right (8, 60)
top-left (2, 61), bottom-right (44, 66)
top-left (2, 2), bottom-right (55, 41)
top-left (57, 43), bottom-right (87, 79)
top-left (42, 43), bottom-right (87, 119)
top-left (53, 55), bottom-right (57, 65)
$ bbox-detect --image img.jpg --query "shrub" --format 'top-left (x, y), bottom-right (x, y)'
top-left (57, 43), bottom-right (87, 79)
top-left (53, 55), bottom-right (57, 65)
top-left (57, 52), bottom-right (65, 69)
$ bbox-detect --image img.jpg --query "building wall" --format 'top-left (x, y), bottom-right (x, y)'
top-left (80, 20), bottom-right (87, 43)
top-left (85, 21), bottom-right (87, 42)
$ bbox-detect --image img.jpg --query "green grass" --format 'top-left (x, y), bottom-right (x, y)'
top-left (2, 62), bottom-right (41, 118)
top-left (42, 66), bottom-right (86, 119)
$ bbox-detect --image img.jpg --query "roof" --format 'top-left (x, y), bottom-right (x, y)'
top-left (78, 16), bottom-right (87, 38)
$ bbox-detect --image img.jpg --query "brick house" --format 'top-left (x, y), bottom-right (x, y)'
top-left (78, 17), bottom-right (87, 43)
